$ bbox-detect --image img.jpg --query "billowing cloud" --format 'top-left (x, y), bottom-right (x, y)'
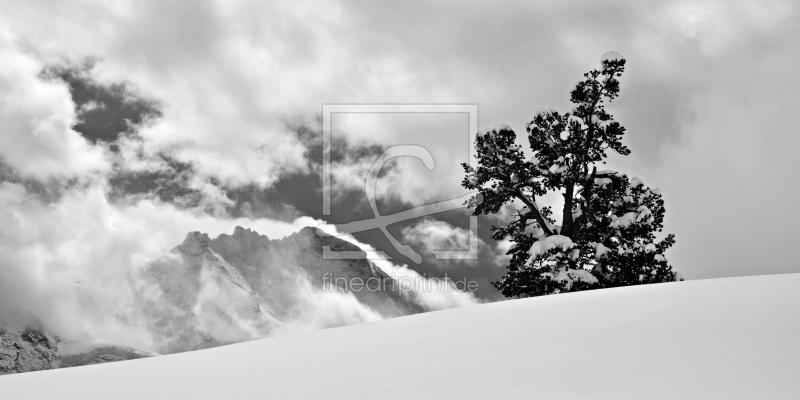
top-left (0, 179), bottom-right (479, 352)
top-left (402, 219), bottom-right (474, 253)
top-left (0, 180), bottom-right (307, 349)
top-left (0, 34), bottom-right (109, 180)
top-left (398, 218), bottom-right (481, 268)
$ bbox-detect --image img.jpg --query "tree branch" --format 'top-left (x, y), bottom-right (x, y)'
top-left (513, 189), bottom-right (554, 236)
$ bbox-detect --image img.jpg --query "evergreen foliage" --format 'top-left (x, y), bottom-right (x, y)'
top-left (462, 52), bottom-right (681, 298)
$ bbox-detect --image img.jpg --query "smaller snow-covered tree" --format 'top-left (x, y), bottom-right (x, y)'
top-left (462, 51), bottom-right (682, 298)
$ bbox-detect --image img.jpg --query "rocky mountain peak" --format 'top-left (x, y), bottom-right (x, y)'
top-left (176, 231), bottom-right (211, 256)
top-left (297, 226), bottom-right (327, 239)
top-left (289, 226), bottom-right (361, 250)
top-left (1, 324), bottom-right (61, 374)
top-left (232, 226), bottom-right (267, 240)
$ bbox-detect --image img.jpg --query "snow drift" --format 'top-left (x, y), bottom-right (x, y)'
top-left (1, 273), bottom-right (798, 399)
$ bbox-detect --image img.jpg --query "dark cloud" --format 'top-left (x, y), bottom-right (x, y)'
top-left (106, 158), bottom-right (195, 202)
top-left (0, 162), bottom-right (78, 204)
top-left (227, 123), bottom-right (396, 223)
top-left (41, 61), bottom-right (161, 144)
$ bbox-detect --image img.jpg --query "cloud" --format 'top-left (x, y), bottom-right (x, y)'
top-left (316, 224), bottom-right (482, 309)
top-left (0, 34), bottom-right (109, 180)
top-left (275, 274), bottom-right (384, 333)
top-left (374, 259), bottom-right (482, 311)
top-left (0, 180), bottom-right (314, 348)
top-left (0, 177), bottom-right (480, 352)
top-left (402, 218), bottom-right (474, 252)
top-left (2, 1), bottom-right (315, 189)
top-left (493, 239), bottom-right (514, 266)
top-left (399, 217), bottom-right (519, 274)
top-left (43, 62), bottom-right (162, 144)
top-left (399, 218), bottom-right (482, 268)
top-left (329, 112), bottom-right (473, 209)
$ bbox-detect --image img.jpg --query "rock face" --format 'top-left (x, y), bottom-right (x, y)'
top-left (0, 323), bottom-right (61, 374)
top-left (135, 226), bottom-right (422, 354)
top-left (1, 317), bottom-right (156, 375)
top-left (140, 230), bottom-right (284, 354)
top-left (210, 226), bottom-right (423, 319)
top-left (59, 345), bottom-right (156, 367)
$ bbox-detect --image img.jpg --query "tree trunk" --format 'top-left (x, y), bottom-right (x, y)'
top-left (561, 182), bottom-right (575, 237)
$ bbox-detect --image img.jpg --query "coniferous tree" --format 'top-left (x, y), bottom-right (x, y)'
top-left (462, 52), bottom-right (682, 298)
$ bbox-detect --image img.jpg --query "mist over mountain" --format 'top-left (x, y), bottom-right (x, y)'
top-left (1, 225), bottom-right (444, 374)
top-left (222, 226), bottom-right (424, 318)
top-left (137, 225), bottom-right (424, 354)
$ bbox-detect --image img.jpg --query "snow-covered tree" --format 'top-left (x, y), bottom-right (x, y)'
top-left (462, 52), bottom-right (682, 298)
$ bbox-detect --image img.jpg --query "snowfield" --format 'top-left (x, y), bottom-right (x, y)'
top-left (2, 274), bottom-right (799, 399)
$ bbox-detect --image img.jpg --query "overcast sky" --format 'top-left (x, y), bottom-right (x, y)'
top-left (0, 0), bottom-right (798, 306)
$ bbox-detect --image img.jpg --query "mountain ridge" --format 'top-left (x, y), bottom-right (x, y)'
top-left (2, 225), bottom-right (425, 375)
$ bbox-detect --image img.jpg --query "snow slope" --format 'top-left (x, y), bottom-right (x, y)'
top-left (2, 274), bottom-right (799, 399)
